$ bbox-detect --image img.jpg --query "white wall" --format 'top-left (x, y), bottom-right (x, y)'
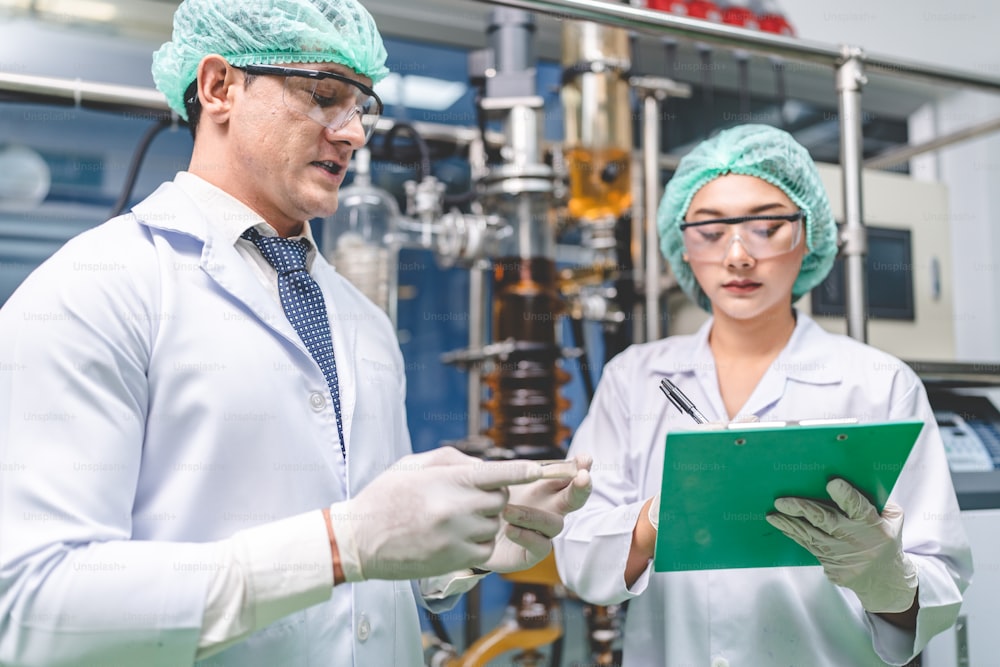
top-left (780, 0), bottom-right (1000, 75)
top-left (780, 0), bottom-right (1000, 361)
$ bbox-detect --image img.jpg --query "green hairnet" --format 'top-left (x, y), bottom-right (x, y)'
top-left (657, 124), bottom-right (838, 312)
top-left (152, 0), bottom-right (389, 120)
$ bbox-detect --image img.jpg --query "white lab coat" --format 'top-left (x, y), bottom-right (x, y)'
top-left (0, 181), bottom-right (426, 666)
top-left (554, 313), bottom-right (972, 667)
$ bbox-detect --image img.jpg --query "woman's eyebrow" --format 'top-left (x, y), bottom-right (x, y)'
top-left (688, 202), bottom-right (792, 218)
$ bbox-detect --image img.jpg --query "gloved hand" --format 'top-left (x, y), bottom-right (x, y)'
top-left (480, 455), bottom-right (593, 573)
top-left (765, 478), bottom-right (918, 613)
top-left (329, 447), bottom-right (542, 582)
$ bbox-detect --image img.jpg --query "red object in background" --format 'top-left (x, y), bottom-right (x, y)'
top-left (755, 0), bottom-right (795, 35)
top-left (722, 0), bottom-right (759, 29)
top-left (758, 12), bottom-right (794, 35)
top-left (647, 0), bottom-right (688, 13)
top-left (683, 0), bottom-right (723, 22)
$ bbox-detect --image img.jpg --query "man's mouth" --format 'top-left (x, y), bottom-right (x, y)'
top-left (312, 160), bottom-right (343, 175)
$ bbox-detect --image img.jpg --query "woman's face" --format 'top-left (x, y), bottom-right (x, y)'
top-left (682, 174), bottom-right (807, 323)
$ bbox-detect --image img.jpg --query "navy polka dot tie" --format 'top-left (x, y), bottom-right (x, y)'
top-left (243, 228), bottom-right (346, 458)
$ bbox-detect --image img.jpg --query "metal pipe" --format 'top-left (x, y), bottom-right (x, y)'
top-left (630, 153), bottom-right (645, 346)
top-left (643, 92), bottom-right (662, 343)
top-left (468, 0), bottom-right (1000, 94)
top-left (473, 0), bottom-right (842, 64)
top-left (467, 261), bottom-right (487, 440)
top-left (464, 258), bottom-right (487, 646)
top-left (865, 115), bottom-right (1000, 170)
top-left (836, 49), bottom-right (868, 342)
top-left (0, 71), bottom-right (508, 148)
top-left (0, 71), bottom-right (172, 114)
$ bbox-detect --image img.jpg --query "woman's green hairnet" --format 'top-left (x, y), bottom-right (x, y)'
top-left (152, 0), bottom-right (390, 120)
top-left (657, 124), bottom-right (839, 312)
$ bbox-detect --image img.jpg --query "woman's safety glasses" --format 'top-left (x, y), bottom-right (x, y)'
top-left (680, 211), bottom-right (804, 263)
top-left (237, 64), bottom-right (383, 144)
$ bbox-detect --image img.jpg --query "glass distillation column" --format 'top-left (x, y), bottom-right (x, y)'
top-left (321, 147), bottom-right (400, 323)
top-left (561, 19), bottom-right (633, 259)
top-left (459, 8), bottom-right (569, 665)
top-left (479, 11), bottom-right (570, 462)
top-left (485, 200), bottom-right (571, 460)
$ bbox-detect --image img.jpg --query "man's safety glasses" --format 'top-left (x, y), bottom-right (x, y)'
top-left (237, 64), bottom-right (383, 144)
top-left (680, 211), bottom-right (804, 262)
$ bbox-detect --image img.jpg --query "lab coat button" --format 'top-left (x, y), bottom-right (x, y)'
top-left (309, 392), bottom-right (326, 411)
top-left (357, 614), bottom-right (371, 642)
top-left (711, 658), bottom-right (729, 667)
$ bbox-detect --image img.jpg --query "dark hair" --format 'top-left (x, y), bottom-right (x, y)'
top-left (181, 71), bottom-right (257, 140)
top-left (182, 80), bottom-right (201, 139)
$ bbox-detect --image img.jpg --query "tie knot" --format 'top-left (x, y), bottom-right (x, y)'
top-left (242, 227), bottom-right (309, 274)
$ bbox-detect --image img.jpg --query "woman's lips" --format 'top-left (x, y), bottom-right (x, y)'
top-left (723, 280), bottom-right (762, 293)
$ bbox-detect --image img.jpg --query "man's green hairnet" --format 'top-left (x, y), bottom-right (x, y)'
top-left (152, 0), bottom-right (390, 120)
top-left (657, 124), bottom-right (839, 312)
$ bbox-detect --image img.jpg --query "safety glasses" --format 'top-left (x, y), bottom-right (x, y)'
top-left (680, 211), bottom-right (804, 262)
top-left (237, 64), bottom-right (383, 144)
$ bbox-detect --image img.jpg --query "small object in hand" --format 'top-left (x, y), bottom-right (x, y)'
top-left (537, 459), bottom-right (579, 480)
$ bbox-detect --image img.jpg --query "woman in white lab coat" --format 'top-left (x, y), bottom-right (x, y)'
top-left (553, 124), bottom-right (972, 666)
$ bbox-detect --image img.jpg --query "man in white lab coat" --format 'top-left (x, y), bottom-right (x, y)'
top-left (0, 1), bottom-right (591, 665)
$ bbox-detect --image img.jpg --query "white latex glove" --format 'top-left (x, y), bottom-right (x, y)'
top-left (765, 478), bottom-right (918, 613)
top-left (480, 455), bottom-right (593, 573)
top-left (330, 447), bottom-right (542, 582)
top-left (647, 493), bottom-right (661, 530)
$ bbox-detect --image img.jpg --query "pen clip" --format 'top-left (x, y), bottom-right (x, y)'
top-left (659, 377), bottom-right (709, 425)
top-left (659, 379), bottom-right (686, 413)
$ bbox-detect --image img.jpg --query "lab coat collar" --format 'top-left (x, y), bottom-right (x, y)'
top-left (131, 177), bottom-right (360, 456)
top-left (130, 177), bottom-right (309, 357)
top-left (650, 311), bottom-right (842, 386)
top-left (769, 312), bottom-right (842, 385)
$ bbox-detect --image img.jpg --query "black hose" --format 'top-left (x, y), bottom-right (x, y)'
top-left (548, 633), bottom-right (564, 667)
top-left (605, 213), bottom-right (636, 363)
top-left (443, 189), bottom-right (479, 208)
top-left (426, 610), bottom-right (452, 646)
top-left (383, 122), bottom-right (432, 183)
top-left (109, 118), bottom-right (173, 218)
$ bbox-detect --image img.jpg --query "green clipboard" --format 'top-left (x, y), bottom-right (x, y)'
top-left (653, 420), bottom-right (923, 572)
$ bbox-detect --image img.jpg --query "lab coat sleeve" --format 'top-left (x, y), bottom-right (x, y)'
top-left (0, 226), bottom-right (215, 666)
top-left (196, 510), bottom-right (333, 659)
top-left (865, 373), bottom-right (972, 664)
top-left (553, 351), bottom-right (652, 605)
top-left (417, 571), bottom-right (488, 606)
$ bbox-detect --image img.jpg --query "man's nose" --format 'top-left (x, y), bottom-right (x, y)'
top-left (324, 109), bottom-right (366, 149)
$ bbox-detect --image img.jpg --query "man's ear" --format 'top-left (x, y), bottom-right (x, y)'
top-left (194, 55), bottom-right (238, 125)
